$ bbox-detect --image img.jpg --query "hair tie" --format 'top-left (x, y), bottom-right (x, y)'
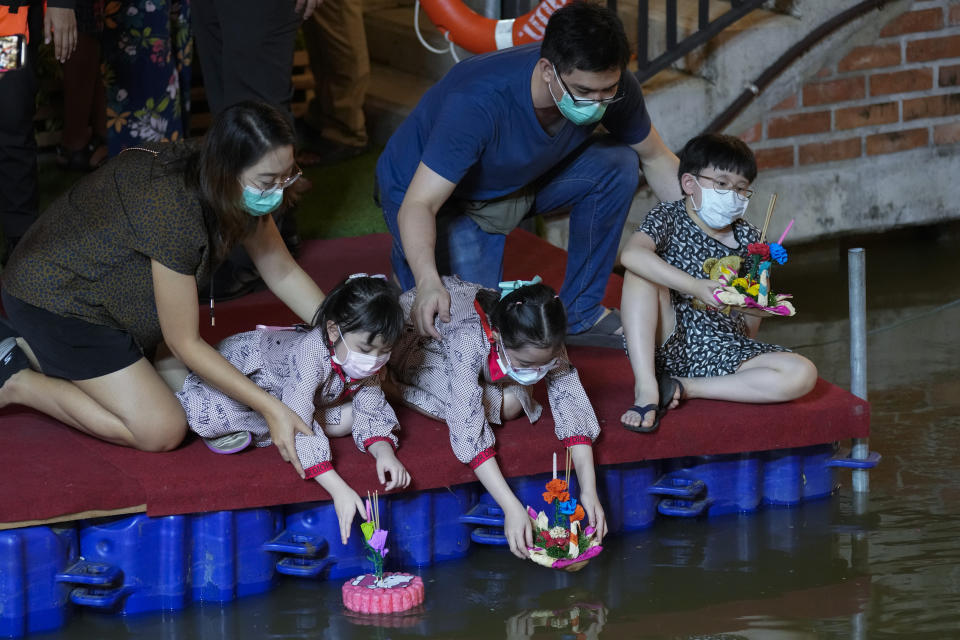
top-left (347, 273), bottom-right (388, 281)
top-left (498, 275), bottom-right (543, 299)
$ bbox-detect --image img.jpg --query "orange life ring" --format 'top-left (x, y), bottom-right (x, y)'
top-left (419, 0), bottom-right (573, 55)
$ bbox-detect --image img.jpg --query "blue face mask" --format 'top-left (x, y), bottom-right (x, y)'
top-left (550, 66), bottom-right (608, 127)
top-left (241, 185), bottom-right (283, 216)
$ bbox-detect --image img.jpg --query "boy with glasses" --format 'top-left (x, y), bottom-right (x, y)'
top-left (376, 2), bottom-right (681, 349)
top-left (618, 133), bottom-right (817, 433)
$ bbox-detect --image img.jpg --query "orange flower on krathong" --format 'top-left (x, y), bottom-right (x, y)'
top-left (542, 478), bottom-right (569, 504)
top-left (570, 504), bottom-right (585, 523)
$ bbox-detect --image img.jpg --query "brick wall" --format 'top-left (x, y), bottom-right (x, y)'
top-left (740, 0), bottom-right (960, 171)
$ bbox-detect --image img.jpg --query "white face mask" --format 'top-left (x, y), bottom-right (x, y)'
top-left (498, 338), bottom-right (557, 386)
top-left (692, 179), bottom-right (750, 229)
top-left (331, 326), bottom-right (390, 379)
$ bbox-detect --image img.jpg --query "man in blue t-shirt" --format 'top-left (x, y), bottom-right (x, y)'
top-left (376, 2), bottom-right (681, 347)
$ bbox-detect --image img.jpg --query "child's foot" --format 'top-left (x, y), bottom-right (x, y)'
top-left (621, 391), bottom-right (660, 433)
top-left (658, 374), bottom-right (685, 411)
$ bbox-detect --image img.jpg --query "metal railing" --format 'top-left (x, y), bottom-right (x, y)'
top-left (610, 0), bottom-right (768, 84)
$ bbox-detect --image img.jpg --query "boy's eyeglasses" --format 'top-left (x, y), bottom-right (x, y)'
top-left (695, 174), bottom-right (754, 200)
top-left (249, 165), bottom-right (303, 198)
top-left (553, 65), bottom-right (625, 107)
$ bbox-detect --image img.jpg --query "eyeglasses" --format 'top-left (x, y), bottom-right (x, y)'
top-left (552, 64), bottom-right (625, 107)
top-left (246, 164), bottom-right (302, 198)
top-left (695, 174), bottom-right (754, 200)
top-left (498, 337), bottom-right (558, 376)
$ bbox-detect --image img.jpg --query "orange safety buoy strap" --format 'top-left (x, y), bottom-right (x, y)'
top-left (419, 0), bottom-right (573, 55)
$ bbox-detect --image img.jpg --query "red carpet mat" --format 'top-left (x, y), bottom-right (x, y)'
top-left (0, 231), bottom-right (869, 526)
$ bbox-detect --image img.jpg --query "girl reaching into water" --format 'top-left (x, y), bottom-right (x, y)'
top-left (387, 275), bottom-right (607, 559)
top-left (176, 274), bottom-right (411, 544)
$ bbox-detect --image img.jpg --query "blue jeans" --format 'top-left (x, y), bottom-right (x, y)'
top-left (381, 137), bottom-right (639, 334)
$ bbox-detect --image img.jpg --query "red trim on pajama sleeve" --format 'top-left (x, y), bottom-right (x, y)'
top-left (469, 447), bottom-right (497, 469)
top-left (563, 435), bottom-right (593, 448)
top-left (304, 461), bottom-right (334, 479)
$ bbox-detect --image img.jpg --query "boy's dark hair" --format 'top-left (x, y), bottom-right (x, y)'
top-left (541, 2), bottom-right (630, 75)
top-left (312, 275), bottom-right (404, 348)
top-left (677, 133), bottom-right (758, 184)
top-left (475, 283), bottom-right (567, 351)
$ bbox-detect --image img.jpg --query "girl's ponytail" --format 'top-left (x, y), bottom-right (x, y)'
top-left (485, 283), bottom-right (566, 351)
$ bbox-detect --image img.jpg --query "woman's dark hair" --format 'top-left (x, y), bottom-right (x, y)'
top-left (540, 2), bottom-right (630, 75)
top-left (678, 133), bottom-right (758, 184)
top-left (475, 283), bottom-right (567, 351)
top-left (312, 275), bottom-right (405, 349)
top-left (169, 101), bottom-right (297, 262)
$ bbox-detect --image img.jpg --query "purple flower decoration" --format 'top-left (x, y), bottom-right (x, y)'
top-left (769, 242), bottom-right (788, 265)
top-left (559, 498), bottom-right (578, 515)
top-left (369, 529), bottom-right (389, 558)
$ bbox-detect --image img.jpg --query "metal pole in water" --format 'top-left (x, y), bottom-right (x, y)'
top-left (848, 248), bottom-right (869, 493)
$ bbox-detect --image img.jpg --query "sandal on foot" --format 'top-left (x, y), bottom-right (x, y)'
top-left (0, 338), bottom-right (30, 387)
top-left (565, 309), bottom-right (623, 349)
top-left (657, 374), bottom-right (684, 411)
top-left (621, 403), bottom-right (661, 433)
top-left (203, 431), bottom-right (253, 454)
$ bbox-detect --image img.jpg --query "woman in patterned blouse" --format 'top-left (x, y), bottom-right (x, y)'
top-left (177, 275), bottom-right (410, 544)
top-left (387, 276), bottom-right (607, 559)
top-left (0, 102), bottom-right (326, 477)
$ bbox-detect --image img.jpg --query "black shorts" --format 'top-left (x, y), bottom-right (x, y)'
top-left (1, 291), bottom-right (144, 381)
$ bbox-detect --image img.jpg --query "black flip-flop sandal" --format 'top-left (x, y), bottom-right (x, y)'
top-left (657, 374), bottom-right (684, 411)
top-left (621, 403), bottom-right (660, 433)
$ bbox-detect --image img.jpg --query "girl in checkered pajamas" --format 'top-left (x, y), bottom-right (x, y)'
top-left (177, 275), bottom-right (410, 544)
top-left (387, 275), bottom-right (607, 559)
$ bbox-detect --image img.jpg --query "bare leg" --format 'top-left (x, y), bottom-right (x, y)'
top-left (502, 387), bottom-right (524, 421)
top-left (620, 271), bottom-right (679, 429)
top-left (678, 352), bottom-right (818, 404)
top-left (0, 357), bottom-right (187, 451)
top-left (322, 400), bottom-right (354, 438)
top-left (153, 342), bottom-right (190, 393)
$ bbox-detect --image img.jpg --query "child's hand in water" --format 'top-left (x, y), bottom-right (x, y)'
top-left (504, 502), bottom-right (533, 559)
top-left (368, 441), bottom-right (411, 491)
top-left (579, 490), bottom-right (607, 541)
top-left (315, 470), bottom-right (366, 544)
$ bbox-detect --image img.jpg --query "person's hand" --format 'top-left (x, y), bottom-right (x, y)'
top-left (369, 441), bottom-right (411, 491)
top-left (688, 277), bottom-right (723, 309)
top-left (295, 0), bottom-right (323, 20)
top-left (44, 7), bottom-right (77, 63)
top-left (579, 490), bottom-right (607, 541)
top-left (326, 480), bottom-right (366, 544)
top-left (264, 402), bottom-right (313, 479)
top-left (504, 502), bottom-right (533, 559)
top-left (411, 282), bottom-right (451, 339)
top-left (505, 610), bottom-right (535, 640)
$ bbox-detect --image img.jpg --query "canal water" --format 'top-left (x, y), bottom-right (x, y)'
top-left (39, 224), bottom-right (960, 639)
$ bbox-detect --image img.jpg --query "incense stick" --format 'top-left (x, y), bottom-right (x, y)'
top-left (759, 193), bottom-right (778, 242)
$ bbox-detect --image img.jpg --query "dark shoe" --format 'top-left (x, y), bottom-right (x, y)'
top-left (621, 403), bottom-right (660, 433)
top-left (0, 338), bottom-right (30, 387)
top-left (657, 374), bottom-right (684, 412)
top-left (203, 431), bottom-right (253, 454)
top-left (565, 309), bottom-right (623, 349)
